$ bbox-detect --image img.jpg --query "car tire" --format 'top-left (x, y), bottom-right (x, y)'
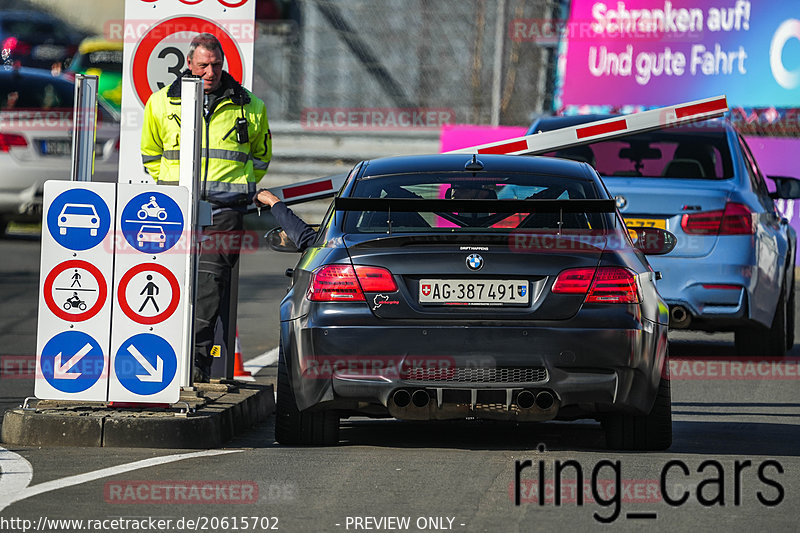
top-left (735, 286), bottom-right (788, 357)
top-left (275, 343), bottom-right (339, 446)
top-left (604, 371), bottom-right (672, 451)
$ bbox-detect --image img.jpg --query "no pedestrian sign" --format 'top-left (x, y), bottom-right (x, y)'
top-left (117, 263), bottom-right (181, 325)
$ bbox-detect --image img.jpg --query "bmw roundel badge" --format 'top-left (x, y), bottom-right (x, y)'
top-left (466, 253), bottom-right (484, 271)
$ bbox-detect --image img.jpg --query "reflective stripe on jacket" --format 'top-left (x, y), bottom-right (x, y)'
top-left (140, 71), bottom-right (272, 206)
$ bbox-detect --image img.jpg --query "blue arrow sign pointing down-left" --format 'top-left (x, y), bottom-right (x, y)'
top-left (53, 342), bottom-right (93, 379)
top-left (40, 331), bottom-right (105, 393)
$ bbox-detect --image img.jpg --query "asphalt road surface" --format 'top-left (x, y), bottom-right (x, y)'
top-left (0, 233), bottom-right (798, 532)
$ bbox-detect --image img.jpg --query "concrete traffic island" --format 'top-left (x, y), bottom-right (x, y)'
top-left (1, 382), bottom-right (273, 448)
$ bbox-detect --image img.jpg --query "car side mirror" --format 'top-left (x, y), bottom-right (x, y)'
top-left (629, 227), bottom-right (677, 255)
top-left (768, 175), bottom-right (800, 199)
top-left (265, 227), bottom-right (300, 253)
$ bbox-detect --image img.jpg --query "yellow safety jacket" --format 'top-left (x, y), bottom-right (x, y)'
top-left (140, 71), bottom-right (271, 208)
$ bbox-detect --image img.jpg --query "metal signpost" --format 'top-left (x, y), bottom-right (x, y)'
top-left (70, 74), bottom-right (98, 183)
top-left (178, 77), bottom-right (204, 388)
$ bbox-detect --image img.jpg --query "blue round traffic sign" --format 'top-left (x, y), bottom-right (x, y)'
top-left (120, 192), bottom-right (184, 253)
top-left (40, 331), bottom-right (106, 393)
top-left (115, 333), bottom-right (178, 395)
top-left (46, 189), bottom-right (111, 250)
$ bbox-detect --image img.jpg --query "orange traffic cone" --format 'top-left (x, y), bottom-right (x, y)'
top-left (233, 328), bottom-right (252, 378)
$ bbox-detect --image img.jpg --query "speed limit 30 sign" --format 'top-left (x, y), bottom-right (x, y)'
top-left (118, 0), bottom-right (255, 183)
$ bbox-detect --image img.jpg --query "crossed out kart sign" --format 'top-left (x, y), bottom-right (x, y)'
top-left (36, 182), bottom-right (190, 403)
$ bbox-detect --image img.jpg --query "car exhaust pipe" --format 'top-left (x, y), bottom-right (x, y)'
top-left (535, 390), bottom-right (555, 410)
top-left (670, 305), bottom-right (691, 329)
top-left (392, 389), bottom-right (411, 408)
top-left (411, 389), bottom-right (430, 408)
top-left (516, 390), bottom-right (536, 409)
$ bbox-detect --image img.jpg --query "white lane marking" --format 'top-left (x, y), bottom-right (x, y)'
top-left (243, 346), bottom-right (278, 376)
top-left (0, 447), bottom-right (241, 512)
top-left (0, 447), bottom-right (34, 508)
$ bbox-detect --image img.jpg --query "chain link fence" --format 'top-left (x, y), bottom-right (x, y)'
top-left (252, 0), bottom-right (564, 127)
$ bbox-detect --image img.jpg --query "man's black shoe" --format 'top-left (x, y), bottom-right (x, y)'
top-left (193, 367), bottom-right (210, 384)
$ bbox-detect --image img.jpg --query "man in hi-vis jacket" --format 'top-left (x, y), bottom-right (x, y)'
top-left (141, 33), bottom-right (271, 382)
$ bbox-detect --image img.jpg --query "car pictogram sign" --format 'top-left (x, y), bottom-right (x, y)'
top-left (119, 191), bottom-right (184, 253)
top-left (45, 188), bottom-right (111, 251)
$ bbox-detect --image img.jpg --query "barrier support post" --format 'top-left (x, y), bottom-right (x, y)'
top-left (179, 77), bottom-right (203, 388)
top-left (71, 74), bottom-right (99, 182)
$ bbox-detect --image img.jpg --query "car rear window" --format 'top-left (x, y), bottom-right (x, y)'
top-left (0, 73), bottom-right (118, 122)
top-left (0, 75), bottom-right (73, 108)
top-left (542, 130), bottom-right (733, 179)
top-left (344, 172), bottom-right (609, 233)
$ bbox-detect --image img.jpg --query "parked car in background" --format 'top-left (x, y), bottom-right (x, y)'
top-left (65, 37), bottom-right (122, 111)
top-left (528, 115), bottom-right (800, 356)
top-left (0, 10), bottom-right (82, 70)
top-left (0, 66), bottom-right (119, 235)
top-left (271, 153), bottom-right (675, 450)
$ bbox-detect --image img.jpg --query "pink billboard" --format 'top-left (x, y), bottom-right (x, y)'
top-left (559, 1), bottom-right (800, 108)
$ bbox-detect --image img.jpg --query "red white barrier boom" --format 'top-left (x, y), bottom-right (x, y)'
top-left (268, 95), bottom-right (728, 205)
top-left (446, 94), bottom-right (728, 156)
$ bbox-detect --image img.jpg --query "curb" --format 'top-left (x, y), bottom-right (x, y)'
top-left (1, 383), bottom-right (274, 449)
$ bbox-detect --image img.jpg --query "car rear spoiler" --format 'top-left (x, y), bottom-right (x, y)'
top-left (334, 197), bottom-right (616, 213)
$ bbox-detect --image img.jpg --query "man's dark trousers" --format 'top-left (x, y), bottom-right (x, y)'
top-left (194, 209), bottom-right (243, 378)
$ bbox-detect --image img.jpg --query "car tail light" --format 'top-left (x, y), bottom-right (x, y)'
top-left (0, 133), bottom-right (28, 152)
top-left (307, 265), bottom-right (396, 301)
top-left (1, 37), bottom-right (31, 57)
top-left (353, 266), bottom-right (397, 292)
top-left (681, 202), bottom-right (754, 235)
top-left (552, 267), bottom-right (639, 303)
top-left (551, 267), bottom-right (594, 294)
